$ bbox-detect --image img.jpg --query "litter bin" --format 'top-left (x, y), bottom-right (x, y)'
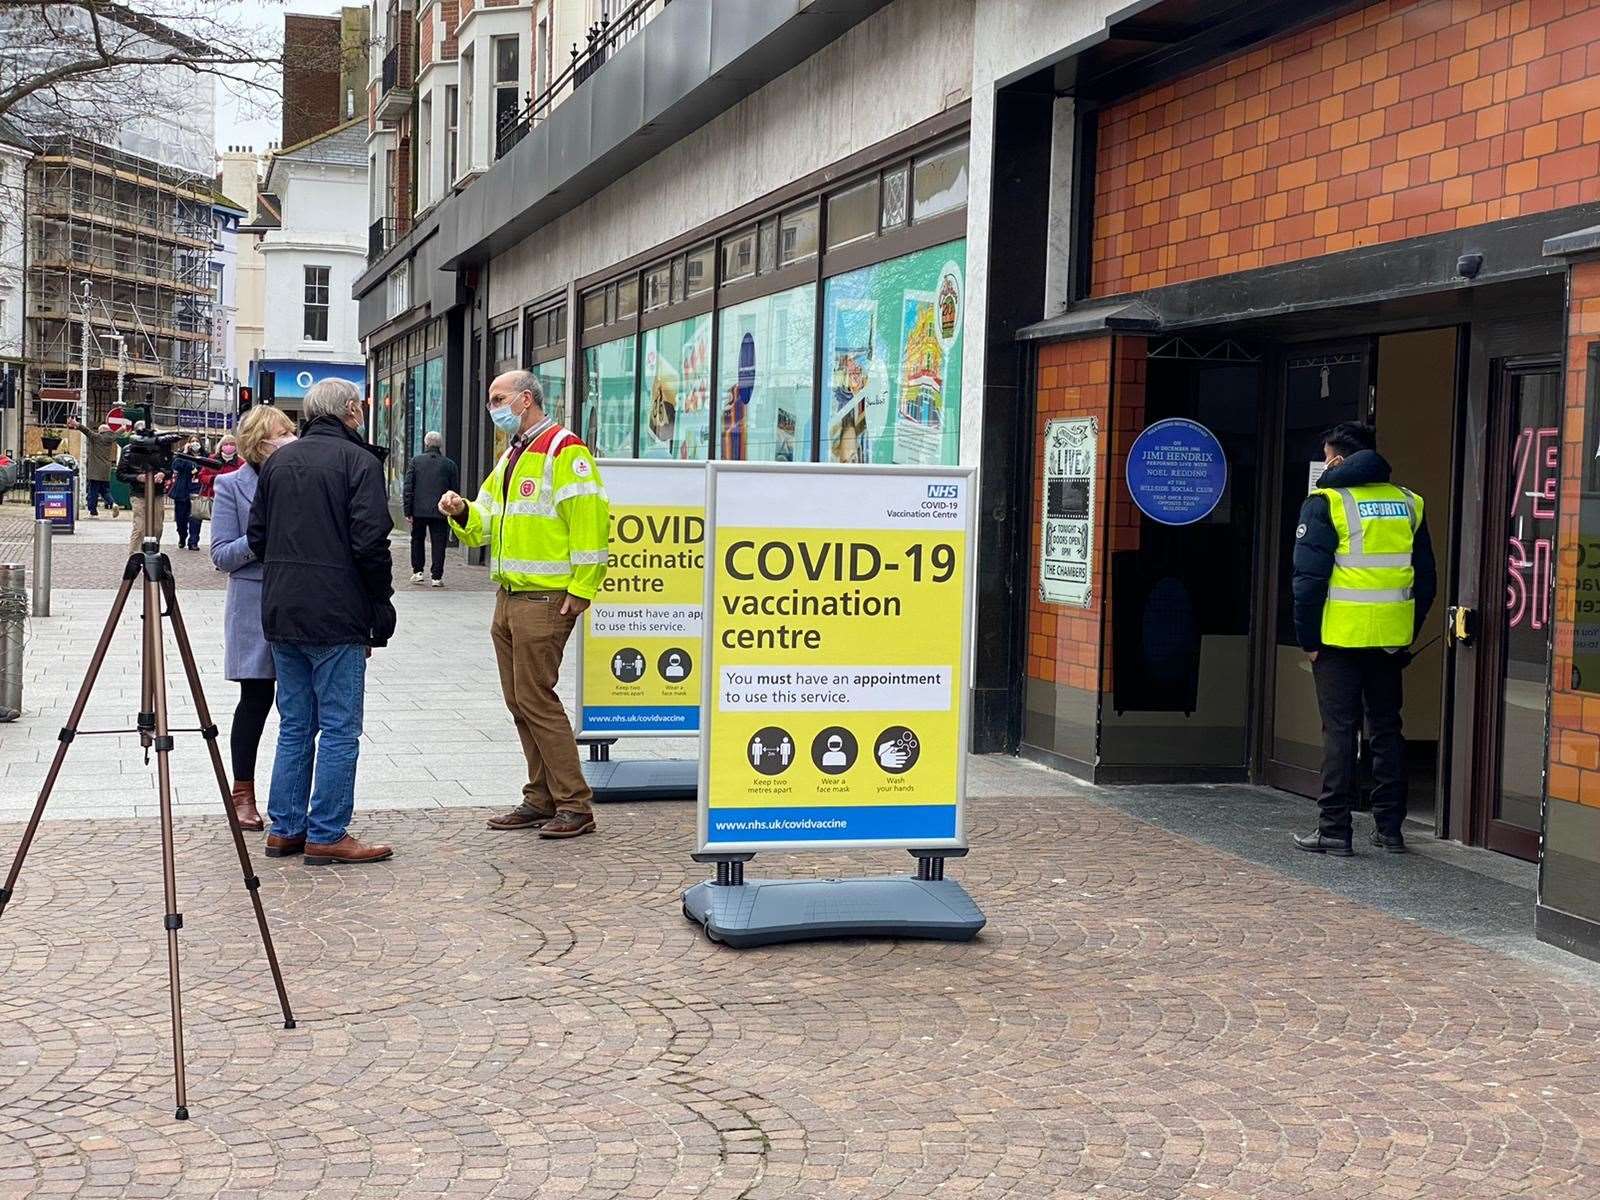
top-left (32, 463), bottom-right (76, 534)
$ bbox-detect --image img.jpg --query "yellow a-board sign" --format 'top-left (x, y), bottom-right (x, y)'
top-left (697, 464), bottom-right (974, 852)
top-left (577, 461), bottom-right (705, 737)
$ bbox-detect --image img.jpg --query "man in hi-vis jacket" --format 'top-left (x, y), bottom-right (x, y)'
top-left (1292, 421), bottom-right (1436, 857)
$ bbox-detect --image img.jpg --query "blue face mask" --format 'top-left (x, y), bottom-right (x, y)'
top-left (489, 401), bottom-right (522, 435)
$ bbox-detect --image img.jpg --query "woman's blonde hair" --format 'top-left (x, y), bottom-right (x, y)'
top-left (235, 405), bottom-right (295, 467)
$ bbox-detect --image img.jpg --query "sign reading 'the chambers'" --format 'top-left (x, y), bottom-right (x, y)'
top-left (577, 461), bottom-right (705, 737)
top-left (698, 464), bottom-right (973, 853)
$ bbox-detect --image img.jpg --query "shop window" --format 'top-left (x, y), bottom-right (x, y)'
top-left (582, 333), bottom-right (637, 458)
top-left (758, 219), bottom-right (778, 274)
top-left (643, 264), bottom-right (671, 312)
top-left (779, 205), bottom-right (818, 266)
top-left (491, 323), bottom-right (516, 367)
top-left (670, 257), bottom-right (685, 304)
top-left (913, 142), bottom-right (969, 221)
top-left (582, 288), bottom-right (606, 330)
top-left (686, 245), bottom-right (713, 296)
top-left (716, 282), bottom-right (816, 463)
top-left (639, 312), bottom-right (712, 461)
top-left (408, 363), bottom-right (427, 459)
top-left (617, 277), bottom-right (638, 321)
top-left (423, 357), bottom-right (445, 449)
top-left (532, 356), bottom-right (567, 426)
top-left (881, 164), bottom-right (909, 230)
top-left (722, 229), bottom-right (756, 283)
top-left (1572, 342), bottom-right (1600, 692)
top-left (827, 178), bottom-right (879, 250)
top-left (821, 239), bottom-right (965, 466)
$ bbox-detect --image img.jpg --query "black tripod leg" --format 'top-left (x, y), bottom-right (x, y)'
top-left (143, 567), bottom-right (189, 1121)
top-left (159, 573), bottom-right (295, 1031)
top-left (0, 558), bottom-right (141, 919)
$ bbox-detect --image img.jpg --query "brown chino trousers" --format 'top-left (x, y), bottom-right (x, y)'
top-left (491, 590), bottom-right (594, 816)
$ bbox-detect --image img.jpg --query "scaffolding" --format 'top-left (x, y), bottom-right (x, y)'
top-left (26, 136), bottom-right (215, 429)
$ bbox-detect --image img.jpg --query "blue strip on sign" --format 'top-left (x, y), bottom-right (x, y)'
top-left (705, 805), bottom-right (957, 842)
top-left (582, 705), bottom-right (699, 732)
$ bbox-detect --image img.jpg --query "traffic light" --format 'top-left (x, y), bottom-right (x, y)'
top-left (238, 384), bottom-right (253, 412)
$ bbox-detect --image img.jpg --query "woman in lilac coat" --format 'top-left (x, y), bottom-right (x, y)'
top-left (211, 405), bottom-right (296, 832)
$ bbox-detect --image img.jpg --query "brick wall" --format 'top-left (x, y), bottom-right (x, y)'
top-left (442, 0), bottom-right (460, 59)
top-left (1027, 336), bottom-right (1147, 696)
top-left (282, 14), bottom-right (341, 148)
top-left (1092, 0), bottom-right (1600, 297)
top-left (1547, 256), bottom-right (1600, 806)
top-left (421, 8), bottom-right (435, 70)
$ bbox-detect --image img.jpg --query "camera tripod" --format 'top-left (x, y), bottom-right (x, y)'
top-left (0, 474), bottom-right (294, 1120)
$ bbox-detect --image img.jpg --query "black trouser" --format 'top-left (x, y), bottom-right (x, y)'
top-left (411, 517), bottom-right (448, 580)
top-left (171, 496), bottom-right (201, 549)
top-left (1313, 647), bottom-right (1406, 841)
top-left (85, 478), bottom-right (113, 513)
top-left (232, 678), bottom-right (275, 782)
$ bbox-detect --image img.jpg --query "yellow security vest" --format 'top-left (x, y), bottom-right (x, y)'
top-left (448, 419), bottom-right (610, 598)
top-left (1315, 482), bottom-right (1422, 648)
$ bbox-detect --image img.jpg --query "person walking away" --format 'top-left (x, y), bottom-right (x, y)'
top-left (194, 434), bottom-right (243, 551)
top-left (404, 430), bottom-right (459, 588)
top-left (211, 406), bottom-right (298, 832)
top-left (438, 370), bottom-right (609, 840)
top-left (1292, 421), bottom-right (1436, 856)
top-left (168, 443), bottom-right (202, 550)
top-left (66, 416), bottom-right (121, 517)
top-left (247, 378), bottom-right (396, 865)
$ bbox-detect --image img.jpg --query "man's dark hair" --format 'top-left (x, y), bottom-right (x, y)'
top-left (1322, 421), bottom-right (1377, 457)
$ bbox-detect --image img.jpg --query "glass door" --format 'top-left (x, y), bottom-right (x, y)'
top-left (1481, 361), bottom-right (1561, 859)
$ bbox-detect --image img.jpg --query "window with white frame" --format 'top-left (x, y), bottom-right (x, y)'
top-left (536, 16), bottom-right (549, 97)
top-left (445, 86), bottom-right (459, 184)
top-left (303, 266), bottom-right (331, 342)
top-left (387, 262), bottom-right (410, 319)
top-left (493, 36), bottom-right (520, 148)
top-left (418, 96), bottom-right (433, 209)
top-left (460, 50), bottom-right (474, 173)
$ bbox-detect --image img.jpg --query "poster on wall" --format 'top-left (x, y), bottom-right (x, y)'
top-left (822, 241), bottom-right (965, 468)
top-left (718, 285), bottom-right (816, 462)
top-left (642, 314), bottom-right (712, 461)
top-left (1040, 416), bottom-right (1096, 607)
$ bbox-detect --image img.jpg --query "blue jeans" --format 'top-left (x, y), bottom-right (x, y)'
top-left (268, 642), bottom-right (367, 845)
top-left (85, 479), bottom-right (112, 514)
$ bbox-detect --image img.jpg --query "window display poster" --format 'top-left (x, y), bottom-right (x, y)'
top-left (532, 357), bottom-right (567, 428)
top-left (640, 313), bottom-right (712, 461)
top-left (1040, 416), bottom-right (1096, 607)
top-left (583, 334), bottom-right (638, 458)
top-left (822, 239), bottom-right (965, 467)
top-left (716, 284), bottom-right (817, 463)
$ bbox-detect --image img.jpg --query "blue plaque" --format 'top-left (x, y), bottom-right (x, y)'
top-left (1126, 418), bottom-right (1227, 526)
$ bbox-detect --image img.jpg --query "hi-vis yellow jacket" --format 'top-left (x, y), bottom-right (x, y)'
top-left (447, 418), bottom-right (610, 599)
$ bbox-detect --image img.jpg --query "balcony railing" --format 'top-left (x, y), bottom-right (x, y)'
top-left (381, 41), bottom-right (412, 94)
top-left (494, 0), bottom-right (669, 162)
top-left (368, 216), bottom-right (411, 263)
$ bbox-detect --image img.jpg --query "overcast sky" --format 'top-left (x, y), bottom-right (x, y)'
top-left (216, 0), bottom-right (353, 153)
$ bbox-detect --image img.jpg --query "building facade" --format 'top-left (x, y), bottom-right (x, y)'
top-left (353, 0), bottom-right (1600, 962)
top-left (284, 8), bottom-right (372, 150)
top-left (253, 121), bottom-right (369, 424)
top-left (0, 119), bottom-right (33, 455)
top-left (202, 196), bottom-right (245, 431)
top-left (219, 148), bottom-right (267, 377)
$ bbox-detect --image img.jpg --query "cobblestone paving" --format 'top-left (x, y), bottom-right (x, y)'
top-left (1, 777), bottom-right (1598, 1200)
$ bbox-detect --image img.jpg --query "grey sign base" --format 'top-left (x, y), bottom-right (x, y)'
top-left (583, 757), bottom-right (698, 802)
top-left (682, 876), bottom-right (986, 948)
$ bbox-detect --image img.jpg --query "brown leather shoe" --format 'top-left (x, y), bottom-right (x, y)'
top-left (538, 810), bottom-right (596, 839)
top-left (230, 780), bottom-right (265, 831)
top-left (303, 835), bottom-right (394, 866)
top-left (264, 833), bottom-right (305, 858)
top-left (487, 803), bottom-right (557, 830)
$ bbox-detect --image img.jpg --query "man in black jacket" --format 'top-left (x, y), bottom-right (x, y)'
top-left (403, 430), bottom-right (459, 587)
top-left (247, 378), bottom-right (396, 867)
top-left (1291, 422), bottom-right (1437, 856)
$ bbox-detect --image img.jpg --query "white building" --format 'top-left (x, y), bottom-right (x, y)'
top-left (219, 148), bottom-right (267, 379)
top-left (205, 195), bottom-right (246, 431)
top-left (0, 117), bottom-right (33, 454)
top-left (254, 120), bottom-right (368, 419)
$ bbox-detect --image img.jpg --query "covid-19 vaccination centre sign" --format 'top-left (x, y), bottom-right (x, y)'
top-left (683, 463), bottom-right (985, 947)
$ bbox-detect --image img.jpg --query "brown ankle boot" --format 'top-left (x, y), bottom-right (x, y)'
top-left (231, 780), bottom-right (265, 831)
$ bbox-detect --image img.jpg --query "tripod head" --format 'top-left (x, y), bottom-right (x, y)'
top-left (114, 405), bottom-right (229, 484)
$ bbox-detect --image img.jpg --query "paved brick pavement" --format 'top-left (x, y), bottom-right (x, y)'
top-left (1, 780), bottom-right (1599, 1199)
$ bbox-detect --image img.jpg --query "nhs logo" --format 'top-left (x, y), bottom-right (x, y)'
top-left (927, 483), bottom-right (959, 499)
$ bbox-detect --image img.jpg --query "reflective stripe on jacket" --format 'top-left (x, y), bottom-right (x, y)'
top-left (448, 420), bottom-right (610, 598)
top-left (1315, 482), bottom-right (1422, 649)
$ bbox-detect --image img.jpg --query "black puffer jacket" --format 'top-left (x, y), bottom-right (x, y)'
top-left (403, 446), bottom-right (459, 519)
top-left (247, 416), bottom-right (396, 647)
top-left (1292, 449), bottom-right (1437, 651)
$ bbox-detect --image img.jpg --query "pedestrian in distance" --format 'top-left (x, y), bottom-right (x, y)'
top-left (195, 434), bottom-right (243, 551)
top-left (438, 370), bottom-right (609, 840)
top-left (247, 378), bottom-right (397, 866)
top-left (403, 429), bottom-right (459, 588)
top-left (1292, 421), bottom-right (1437, 857)
top-left (167, 442), bottom-right (203, 550)
top-left (211, 405), bottom-right (298, 833)
top-left (65, 416), bottom-right (120, 517)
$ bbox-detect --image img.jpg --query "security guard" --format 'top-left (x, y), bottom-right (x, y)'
top-left (1292, 421), bottom-right (1436, 856)
top-left (439, 370), bottom-right (609, 839)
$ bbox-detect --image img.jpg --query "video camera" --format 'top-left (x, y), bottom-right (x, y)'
top-left (112, 405), bottom-right (228, 483)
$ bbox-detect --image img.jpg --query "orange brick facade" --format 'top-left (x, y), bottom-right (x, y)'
top-left (1027, 337), bottom-right (1146, 703)
top-left (1547, 256), bottom-right (1600, 807)
top-left (1091, 0), bottom-right (1600, 297)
